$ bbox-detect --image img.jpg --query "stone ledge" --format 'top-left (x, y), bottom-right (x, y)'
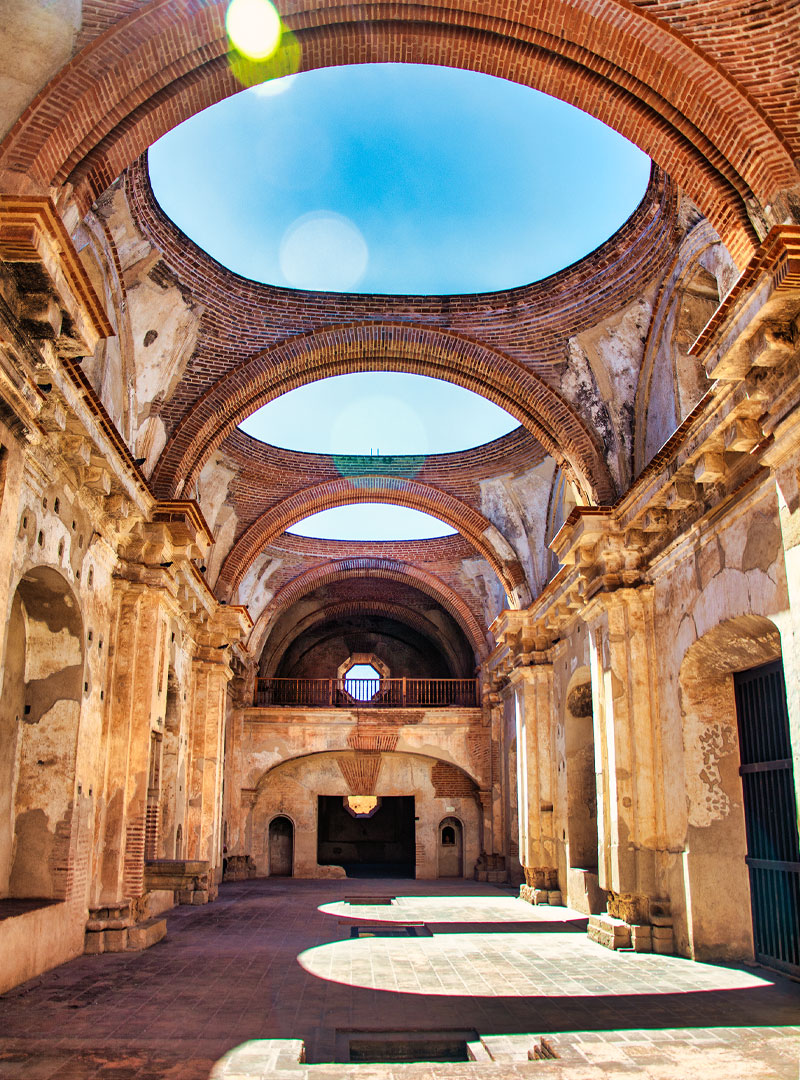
top-left (84, 916), bottom-right (167, 954)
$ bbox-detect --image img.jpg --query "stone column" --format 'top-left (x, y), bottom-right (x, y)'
top-left (97, 580), bottom-right (170, 905)
top-left (507, 663), bottom-right (558, 897)
top-left (489, 699), bottom-right (504, 861)
top-left (186, 648), bottom-right (232, 878)
top-left (584, 586), bottom-right (670, 946)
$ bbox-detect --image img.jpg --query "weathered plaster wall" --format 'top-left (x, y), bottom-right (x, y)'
top-left (648, 481), bottom-right (791, 959)
top-left (0, 0), bottom-right (80, 141)
top-left (86, 183), bottom-right (203, 469)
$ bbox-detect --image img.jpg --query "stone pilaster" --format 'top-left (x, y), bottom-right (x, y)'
top-left (506, 663), bottom-right (557, 887)
top-left (584, 586), bottom-right (669, 938)
top-left (97, 581), bottom-right (171, 905)
top-left (186, 649), bottom-right (232, 876)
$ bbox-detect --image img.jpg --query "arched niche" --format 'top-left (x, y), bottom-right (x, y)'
top-left (564, 670), bottom-right (598, 873)
top-left (0, 567), bottom-right (84, 900)
top-left (158, 669), bottom-right (187, 859)
top-left (438, 816), bottom-right (464, 878)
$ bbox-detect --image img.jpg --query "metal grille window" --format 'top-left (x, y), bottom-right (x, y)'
top-left (734, 660), bottom-right (800, 977)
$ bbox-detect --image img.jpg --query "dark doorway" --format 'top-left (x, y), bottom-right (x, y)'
top-left (318, 796), bottom-right (415, 877)
top-left (734, 659), bottom-right (800, 977)
top-left (269, 816), bottom-right (294, 877)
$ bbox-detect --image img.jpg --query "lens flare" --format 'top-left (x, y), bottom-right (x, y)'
top-left (226, 0), bottom-right (282, 60)
top-left (279, 211), bottom-right (368, 291)
top-left (228, 28), bottom-right (301, 90)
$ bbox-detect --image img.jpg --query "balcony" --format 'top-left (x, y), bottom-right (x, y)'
top-left (254, 677), bottom-right (480, 708)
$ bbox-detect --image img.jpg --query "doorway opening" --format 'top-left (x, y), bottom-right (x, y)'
top-left (438, 816), bottom-right (463, 877)
top-left (318, 795), bottom-right (415, 877)
top-left (269, 816), bottom-right (294, 877)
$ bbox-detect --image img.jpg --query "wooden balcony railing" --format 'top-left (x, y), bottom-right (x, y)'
top-left (254, 677), bottom-right (480, 708)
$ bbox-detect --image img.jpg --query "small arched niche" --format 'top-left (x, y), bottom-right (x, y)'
top-left (438, 816), bottom-right (463, 878)
top-left (0, 568), bottom-right (84, 900)
top-left (564, 672), bottom-right (598, 873)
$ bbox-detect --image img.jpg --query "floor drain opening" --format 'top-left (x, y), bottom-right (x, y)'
top-left (529, 1038), bottom-right (560, 1060)
top-left (350, 923), bottom-right (430, 938)
top-left (339, 1030), bottom-right (478, 1063)
top-left (344, 895), bottom-right (395, 905)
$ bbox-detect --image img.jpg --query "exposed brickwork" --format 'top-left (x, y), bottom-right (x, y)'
top-left (431, 760), bottom-right (479, 797)
top-left (346, 731), bottom-right (400, 752)
top-left (130, 165), bottom-right (681, 506)
top-left (217, 475), bottom-right (527, 601)
top-left (2, 0), bottom-right (796, 266)
top-left (221, 426), bottom-right (547, 550)
top-left (261, 532), bottom-right (478, 563)
top-left (264, 599), bottom-right (471, 677)
top-left (153, 319), bottom-right (616, 504)
top-left (262, 558), bottom-right (490, 656)
top-left (337, 754), bottom-right (382, 794)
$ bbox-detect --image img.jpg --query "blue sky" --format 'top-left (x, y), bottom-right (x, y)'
top-left (149, 63), bottom-right (650, 295)
top-left (240, 373), bottom-right (518, 455)
top-left (151, 62), bottom-right (650, 539)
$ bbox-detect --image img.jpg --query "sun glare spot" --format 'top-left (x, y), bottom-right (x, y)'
top-left (226, 0), bottom-right (282, 60)
top-left (251, 73), bottom-right (297, 97)
top-left (279, 212), bottom-right (369, 291)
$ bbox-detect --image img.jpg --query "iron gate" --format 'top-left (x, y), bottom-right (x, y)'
top-left (733, 660), bottom-right (800, 977)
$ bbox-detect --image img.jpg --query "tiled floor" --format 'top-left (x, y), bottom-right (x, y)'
top-left (0, 878), bottom-right (798, 1079)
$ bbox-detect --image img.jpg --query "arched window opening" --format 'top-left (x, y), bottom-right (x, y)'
top-left (561, 673), bottom-right (605, 916)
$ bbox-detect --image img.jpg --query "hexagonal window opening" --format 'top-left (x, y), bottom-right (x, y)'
top-left (339, 654), bottom-right (390, 702)
top-left (344, 663), bottom-right (381, 701)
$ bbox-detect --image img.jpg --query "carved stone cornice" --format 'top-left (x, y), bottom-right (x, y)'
top-left (691, 225), bottom-right (800, 383)
top-left (0, 195), bottom-right (113, 355)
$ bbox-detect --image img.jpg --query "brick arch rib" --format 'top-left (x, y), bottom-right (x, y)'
top-left (0, 0), bottom-right (793, 266)
top-left (217, 475), bottom-right (529, 606)
top-left (254, 749), bottom-right (484, 794)
top-left (249, 558), bottom-right (491, 662)
top-left (151, 323), bottom-right (615, 505)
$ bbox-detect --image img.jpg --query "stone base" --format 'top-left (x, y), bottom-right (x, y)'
top-left (474, 853), bottom-right (508, 883)
top-left (84, 916), bottom-right (167, 954)
top-left (588, 913), bottom-right (632, 950)
top-left (588, 913), bottom-right (673, 954)
top-left (566, 868), bottom-right (606, 915)
top-left (127, 917), bottom-right (167, 951)
top-left (519, 885), bottom-right (562, 906)
top-left (223, 855), bottom-right (257, 881)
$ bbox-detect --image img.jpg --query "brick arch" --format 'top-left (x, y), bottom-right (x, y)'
top-left (217, 475), bottom-right (530, 607)
top-left (151, 323), bottom-right (615, 504)
top-left (260, 599), bottom-right (469, 679)
top-left (1, 2), bottom-right (795, 266)
top-left (253, 748), bottom-right (484, 794)
top-left (248, 558), bottom-right (491, 662)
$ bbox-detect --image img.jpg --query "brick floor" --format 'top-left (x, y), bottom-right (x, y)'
top-left (0, 878), bottom-right (798, 1079)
